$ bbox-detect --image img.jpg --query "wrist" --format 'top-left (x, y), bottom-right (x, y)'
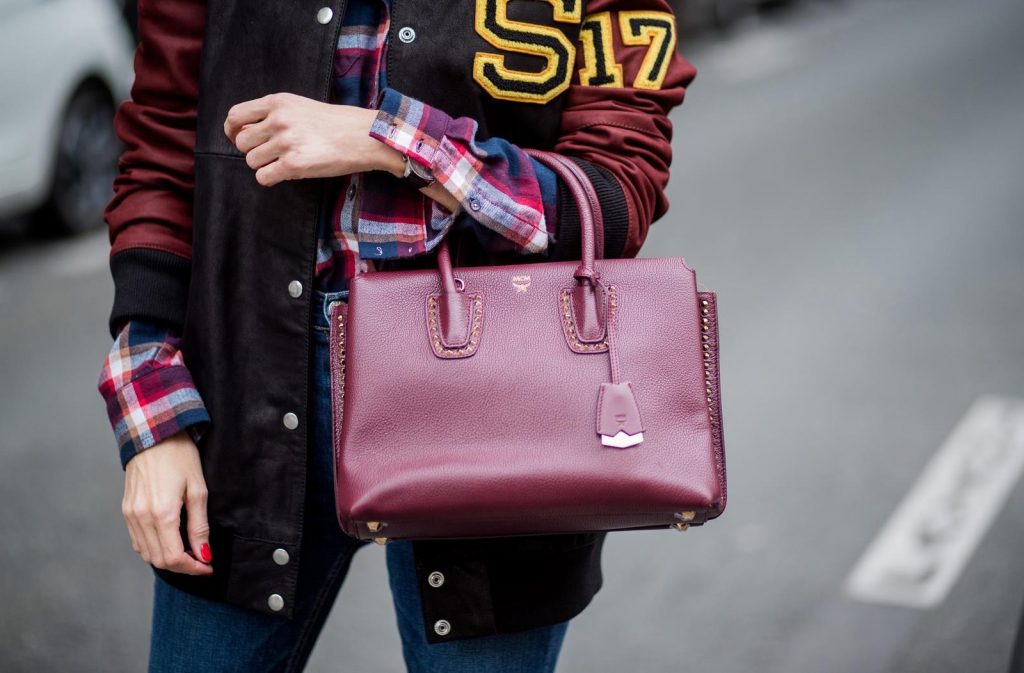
top-left (357, 107), bottom-right (403, 177)
top-left (374, 139), bottom-right (407, 178)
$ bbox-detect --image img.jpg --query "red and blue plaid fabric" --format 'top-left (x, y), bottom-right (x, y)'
top-left (367, 89), bottom-right (553, 257)
top-left (313, 0), bottom-right (558, 288)
top-left (98, 0), bottom-right (559, 467)
top-left (97, 321), bottom-right (210, 467)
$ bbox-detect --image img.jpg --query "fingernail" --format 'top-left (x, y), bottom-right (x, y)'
top-left (199, 543), bottom-right (212, 563)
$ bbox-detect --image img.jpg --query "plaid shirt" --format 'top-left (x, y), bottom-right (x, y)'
top-left (99, 0), bottom-right (560, 467)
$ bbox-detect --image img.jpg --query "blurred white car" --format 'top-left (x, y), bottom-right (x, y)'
top-left (0, 0), bottom-right (134, 234)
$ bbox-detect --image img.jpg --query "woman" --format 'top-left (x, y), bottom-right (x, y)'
top-left (97, 0), bottom-right (696, 670)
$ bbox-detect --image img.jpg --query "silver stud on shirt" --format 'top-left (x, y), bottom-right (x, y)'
top-left (468, 197), bottom-right (481, 212)
top-left (283, 412), bottom-right (299, 430)
top-left (433, 619), bottom-right (451, 636)
top-left (398, 26), bottom-right (416, 43)
top-left (273, 548), bottom-right (290, 566)
top-left (316, 7), bottom-right (333, 24)
top-left (288, 280), bottom-right (303, 298)
top-left (268, 593), bottom-right (285, 612)
top-left (427, 571), bottom-right (445, 588)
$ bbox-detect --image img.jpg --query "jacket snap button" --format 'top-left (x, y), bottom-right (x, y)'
top-left (272, 548), bottom-right (290, 566)
top-left (468, 197), bottom-right (481, 212)
top-left (398, 26), bottom-right (416, 43)
top-left (316, 7), bottom-right (333, 24)
top-left (427, 571), bottom-right (445, 588)
top-left (287, 280), bottom-right (303, 298)
top-left (433, 619), bottom-right (451, 636)
top-left (268, 593), bottom-right (285, 612)
top-left (283, 413), bottom-right (299, 430)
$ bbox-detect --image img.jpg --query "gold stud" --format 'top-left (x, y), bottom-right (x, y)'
top-left (367, 521), bottom-right (382, 533)
top-left (677, 511), bottom-right (696, 522)
top-left (373, 537), bottom-right (388, 545)
top-left (673, 523), bottom-right (689, 532)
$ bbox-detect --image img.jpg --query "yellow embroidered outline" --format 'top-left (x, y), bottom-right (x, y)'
top-left (617, 10), bottom-right (677, 91)
top-left (578, 12), bottom-right (623, 87)
top-left (473, 0), bottom-right (581, 104)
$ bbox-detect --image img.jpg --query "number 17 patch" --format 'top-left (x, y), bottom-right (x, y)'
top-left (473, 0), bottom-right (678, 103)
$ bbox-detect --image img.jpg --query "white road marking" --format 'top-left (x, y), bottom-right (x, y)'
top-left (846, 396), bottom-right (1024, 608)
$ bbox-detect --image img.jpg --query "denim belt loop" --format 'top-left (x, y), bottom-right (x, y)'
top-left (315, 289), bottom-right (349, 328)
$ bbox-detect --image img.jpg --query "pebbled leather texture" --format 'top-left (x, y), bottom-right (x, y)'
top-left (329, 150), bottom-right (727, 540)
top-left (596, 381), bottom-right (645, 444)
top-left (331, 256), bottom-right (727, 540)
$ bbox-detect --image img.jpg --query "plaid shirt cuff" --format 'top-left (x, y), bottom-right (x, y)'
top-left (369, 87), bottom-right (552, 254)
top-left (97, 321), bottom-right (210, 469)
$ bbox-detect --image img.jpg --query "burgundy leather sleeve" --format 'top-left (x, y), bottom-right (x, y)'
top-left (554, 0), bottom-right (697, 258)
top-left (103, 0), bottom-right (206, 336)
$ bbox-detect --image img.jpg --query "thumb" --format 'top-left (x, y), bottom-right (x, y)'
top-left (185, 477), bottom-right (212, 564)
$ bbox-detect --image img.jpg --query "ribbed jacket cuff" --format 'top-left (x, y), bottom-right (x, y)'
top-left (550, 158), bottom-right (630, 261)
top-left (108, 248), bottom-right (192, 338)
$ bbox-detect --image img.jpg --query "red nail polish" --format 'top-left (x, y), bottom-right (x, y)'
top-left (199, 543), bottom-right (212, 563)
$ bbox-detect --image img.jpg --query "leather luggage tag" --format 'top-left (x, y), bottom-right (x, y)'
top-left (597, 381), bottom-right (645, 448)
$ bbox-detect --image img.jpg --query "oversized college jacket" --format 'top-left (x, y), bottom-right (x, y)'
top-left (104, 0), bottom-right (696, 644)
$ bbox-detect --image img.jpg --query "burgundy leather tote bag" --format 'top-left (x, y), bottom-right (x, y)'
top-left (329, 150), bottom-right (726, 542)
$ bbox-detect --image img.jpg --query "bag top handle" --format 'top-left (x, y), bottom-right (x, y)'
top-left (523, 149), bottom-right (605, 277)
top-left (435, 150), bottom-right (604, 283)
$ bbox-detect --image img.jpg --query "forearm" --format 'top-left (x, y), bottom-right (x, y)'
top-left (105, 0), bottom-right (206, 337)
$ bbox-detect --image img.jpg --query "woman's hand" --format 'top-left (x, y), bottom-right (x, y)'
top-left (224, 92), bottom-right (406, 187)
top-left (122, 430), bottom-right (213, 576)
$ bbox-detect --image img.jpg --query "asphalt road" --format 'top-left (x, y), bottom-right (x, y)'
top-left (2, 0), bottom-right (1023, 671)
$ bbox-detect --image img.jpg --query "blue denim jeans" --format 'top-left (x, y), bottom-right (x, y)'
top-left (148, 289), bottom-right (569, 673)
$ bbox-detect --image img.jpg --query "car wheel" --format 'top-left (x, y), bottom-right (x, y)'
top-left (35, 80), bottom-right (120, 235)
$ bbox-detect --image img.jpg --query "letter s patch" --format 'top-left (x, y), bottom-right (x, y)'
top-left (473, 0), bottom-right (582, 104)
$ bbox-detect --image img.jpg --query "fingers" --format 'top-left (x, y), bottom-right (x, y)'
top-left (152, 502), bottom-right (213, 576)
top-left (253, 160), bottom-right (284, 187)
top-left (224, 92), bottom-right (291, 144)
top-left (121, 491), bottom-right (143, 555)
top-left (122, 441), bottom-right (214, 577)
top-left (139, 510), bottom-right (167, 567)
top-left (243, 133), bottom-right (285, 172)
top-left (234, 121), bottom-right (275, 156)
top-left (123, 470), bottom-right (157, 563)
top-left (185, 476), bottom-right (212, 567)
